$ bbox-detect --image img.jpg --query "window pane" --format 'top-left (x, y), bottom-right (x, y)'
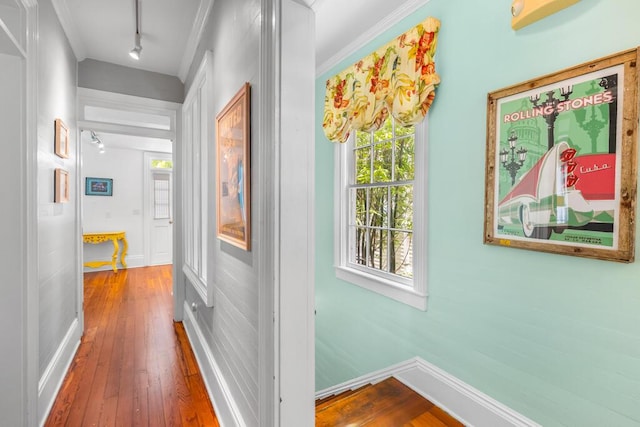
top-left (350, 188), bottom-right (367, 226)
top-left (151, 159), bottom-right (173, 169)
top-left (355, 147), bottom-right (371, 184)
top-left (395, 123), bottom-right (415, 137)
top-left (355, 129), bottom-right (371, 148)
top-left (391, 231), bottom-right (413, 278)
top-left (368, 228), bottom-right (388, 271)
top-left (391, 185), bottom-right (413, 231)
top-left (369, 187), bottom-right (388, 229)
top-left (373, 141), bottom-right (392, 182)
top-left (373, 116), bottom-right (393, 142)
top-left (352, 226), bottom-right (367, 265)
top-left (153, 174), bottom-right (170, 219)
top-left (394, 136), bottom-right (414, 181)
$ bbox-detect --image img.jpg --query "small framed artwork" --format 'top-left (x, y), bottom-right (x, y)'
top-left (55, 118), bottom-right (69, 159)
top-left (484, 48), bottom-right (639, 262)
top-left (216, 82), bottom-right (251, 250)
top-left (85, 177), bottom-right (113, 196)
top-left (54, 168), bottom-right (69, 203)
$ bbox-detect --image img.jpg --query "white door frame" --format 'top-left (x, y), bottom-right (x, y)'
top-left (143, 151), bottom-right (174, 266)
top-left (260, 1), bottom-right (316, 424)
top-left (76, 88), bottom-right (183, 320)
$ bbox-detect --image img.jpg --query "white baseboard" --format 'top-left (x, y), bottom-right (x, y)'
top-left (315, 358), bottom-right (417, 400)
top-left (182, 301), bottom-right (246, 427)
top-left (38, 318), bottom-right (81, 427)
top-left (316, 357), bottom-right (540, 427)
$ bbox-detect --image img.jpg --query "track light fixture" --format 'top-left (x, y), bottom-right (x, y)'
top-left (129, 0), bottom-right (142, 60)
top-left (89, 130), bottom-right (106, 154)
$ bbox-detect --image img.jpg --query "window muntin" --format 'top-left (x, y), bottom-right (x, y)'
top-left (347, 117), bottom-right (415, 283)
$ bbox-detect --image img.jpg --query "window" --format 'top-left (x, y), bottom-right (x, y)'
top-left (335, 116), bottom-right (427, 310)
top-left (181, 50), bottom-right (212, 306)
top-left (151, 159), bottom-right (173, 169)
top-left (153, 173), bottom-right (170, 219)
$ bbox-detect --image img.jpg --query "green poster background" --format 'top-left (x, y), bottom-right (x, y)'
top-left (495, 72), bottom-right (619, 247)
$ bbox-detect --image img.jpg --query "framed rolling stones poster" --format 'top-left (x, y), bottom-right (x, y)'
top-left (484, 48), bottom-right (639, 262)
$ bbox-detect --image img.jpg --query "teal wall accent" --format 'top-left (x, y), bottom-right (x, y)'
top-left (315, 1), bottom-right (640, 426)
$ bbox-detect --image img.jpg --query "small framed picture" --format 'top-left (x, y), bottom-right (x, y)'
top-left (55, 118), bottom-right (69, 159)
top-left (85, 177), bottom-right (113, 196)
top-left (54, 168), bottom-right (69, 203)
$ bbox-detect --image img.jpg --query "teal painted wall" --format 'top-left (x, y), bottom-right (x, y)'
top-left (315, 1), bottom-right (640, 426)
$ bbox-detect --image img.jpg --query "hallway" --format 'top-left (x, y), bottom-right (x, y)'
top-left (44, 266), bottom-right (218, 426)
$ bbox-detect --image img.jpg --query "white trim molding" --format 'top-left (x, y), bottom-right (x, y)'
top-left (38, 319), bottom-right (81, 427)
top-left (181, 50), bottom-right (212, 307)
top-left (182, 302), bottom-right (246, 427)
top-left (316, 357), bottom-right (541, 427)
top-left (316, 0), bottom-right (432, 76)
top-left (178, 0), bottom-right (214, 83)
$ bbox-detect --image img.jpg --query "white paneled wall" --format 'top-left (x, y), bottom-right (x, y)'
top-left (82, 146), bottom-right (146, 270)
top-left (182, 0), bottom-right (261, 425)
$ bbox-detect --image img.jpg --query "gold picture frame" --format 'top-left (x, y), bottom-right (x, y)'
top-left (54, 168), bottom-right (69, 203)
top-left (55, 118), bottom-right (69, 159)
top-left (216, 83), bottom-right (251, 250)
top-left (484, 48), bottom-right (639, 262)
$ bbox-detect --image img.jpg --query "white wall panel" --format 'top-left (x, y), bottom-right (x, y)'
top-left (82, 146), bottom-right (145, 269)
top-left (0, 52), bottom-right (26, 427)
top-left (37, 0), bottom-right (78, 382)
top-left (183, 0), bottom-right (262, 425)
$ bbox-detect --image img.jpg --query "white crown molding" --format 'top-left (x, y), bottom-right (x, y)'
top-left (51, 0), bottom-right (87, 61)
top-left (177, 0), bottom-right (214, 83)
top-left (316, 0), bottom-right (431, 77)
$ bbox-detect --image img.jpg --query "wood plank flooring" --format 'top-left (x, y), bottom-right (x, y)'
top-left (316, 377), bottom-right (465, 427)
top-left (44, 266), bottom-right (219, 427)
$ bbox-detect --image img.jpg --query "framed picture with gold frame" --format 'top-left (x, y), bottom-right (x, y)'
top-left (484, 48), bottom-right (639, 262)
top-left (55, 118), bottom-right (69, 159)
top-left (54, 168), bottom-right (69, 203)
top-left (215, 82), bottom-right (251, 250)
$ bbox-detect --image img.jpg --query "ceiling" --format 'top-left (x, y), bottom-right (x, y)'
top-left (64, 0), bottom-right (429, 153)
top-left (53, 0), bottom-right (429, 82)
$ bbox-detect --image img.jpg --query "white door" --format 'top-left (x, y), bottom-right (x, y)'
top-left (146, 154), bottom-right (173, 265)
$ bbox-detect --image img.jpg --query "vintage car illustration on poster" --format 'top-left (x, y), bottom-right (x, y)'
top-left (492, 68), bottom-right (623, 248)
top-left (496, 140), bottom-right (616, 242)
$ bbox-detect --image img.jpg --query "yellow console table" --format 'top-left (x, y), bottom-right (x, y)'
top-left (83, 231), bottom-right (128, 272)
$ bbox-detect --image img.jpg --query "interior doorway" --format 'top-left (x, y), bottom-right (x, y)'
top-left (144, 152), bottom-right (173, 265)
top-left (76, 87), bottom-right (182, 321)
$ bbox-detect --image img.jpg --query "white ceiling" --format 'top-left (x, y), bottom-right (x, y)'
top-left (53, 0), bottom-right (430, 81)
top-left (52, 0), bottom-right (206, 79)
top-left (64, 0), bottom-right (430, 153)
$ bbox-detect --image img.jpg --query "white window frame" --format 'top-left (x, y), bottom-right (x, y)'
top-left (334, 120), bottom-right (428, 310)
top-left (182, 50), bottom-right (212, 307)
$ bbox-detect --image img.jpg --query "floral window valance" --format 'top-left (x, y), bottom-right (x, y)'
top-left (323, 17), bottom-right (441, 143)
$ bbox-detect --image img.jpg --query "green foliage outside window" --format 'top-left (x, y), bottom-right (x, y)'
top-left (351, 117), bottom-right (414, 278)
top-left (151, 159), bottom-right (173, 169)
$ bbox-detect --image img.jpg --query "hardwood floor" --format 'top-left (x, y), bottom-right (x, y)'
top-left (44, 266), bottom-right (219, 427)
top-left (316, 377), bottom-right (465, 427)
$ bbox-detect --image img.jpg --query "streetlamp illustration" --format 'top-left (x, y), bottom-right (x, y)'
top-left (500, 132), bottom-right (527, 185)
top-left (529, 86), bottom-right (573, 150)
